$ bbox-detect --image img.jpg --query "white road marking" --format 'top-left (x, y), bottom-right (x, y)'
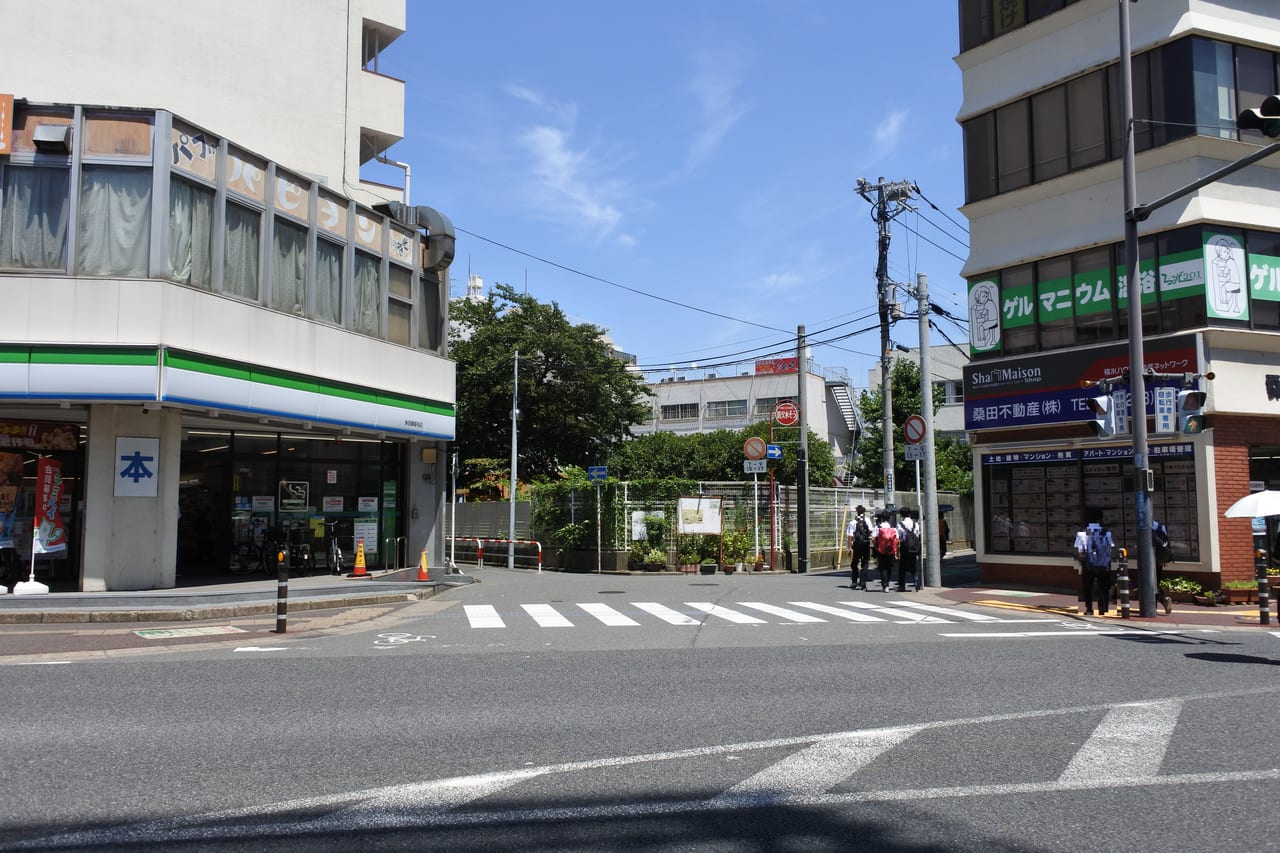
top-left (232, 646), bottom-right (288, 652)
top-left (737, 602), bottom-right (828, 623)
top-left (889, 601), bottom-right (1004, 622)
top-left (463, 604), bottom-right (505, 629)
top-left (577, 602), bottom-right (640, 626)
top-left (1059, 700), bottom-right (1181, 783)
top-left (839, 601), bottom-right (946, 623)
top-left (633, 601), bottom-right (701, 625)
top-left (522, 603), bottom-right (574, 627)
top-left (688, 602), bottom-right (768, 624)
top-left (713, 727), bottom-right (919, 805)
top-left (789, 601), bottom-right (886, 622)
top-left (17, 660), bottom-right (72, 665)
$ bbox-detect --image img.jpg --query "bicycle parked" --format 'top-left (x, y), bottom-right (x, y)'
top-left (322, 519), bottom-right (348, 575)
top-left (283, 520), bottom-right (315, 576)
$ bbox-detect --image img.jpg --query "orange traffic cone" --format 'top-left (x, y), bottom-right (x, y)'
top-left (349, 537), bottom-right (371, 578)
top-left (416, 548), bottom-right (431, 582)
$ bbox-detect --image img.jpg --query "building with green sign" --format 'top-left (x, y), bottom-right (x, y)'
top-left (957, 0), bottom-right (1280, 590)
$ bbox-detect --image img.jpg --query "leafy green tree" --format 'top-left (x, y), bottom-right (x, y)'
top-left (450, 283), bottom-right (651, 481)
top-left (607, 423), bottom-right (835, 486)
top-left (850, 358), bottom-right (972, 495)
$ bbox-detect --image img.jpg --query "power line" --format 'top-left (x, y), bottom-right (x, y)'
top-left (915, 186), bottom-right (969, 235)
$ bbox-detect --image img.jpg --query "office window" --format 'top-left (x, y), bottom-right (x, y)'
top-left (78, 165), bottom-right (151, 276)
top-left (1031, 87), bottom-right (1068, 181)
top-left (1194, 38), bottom-right (1236, 140)
top-left (963, 113), bottom-right (997, 203)
top-left (1235, 44), bottom-right (1276, 144)
top-left (1067, 71), bottom-right (1107, 169)
top-left (223, 201), bottom-right (261, 300)
top-left (271, 218), bottom-right (307, 313)
top-left (660, 403), bottom-right (698, 421)
top-left (1073, 246), bottom-right (1115, 343)
top-left (388, 265), bottom-right (413, 346)
top-left (315, 238), bottom-right (343, 325)
top-left (753, 397), bottom-right (780, 417)
top-left (1158, 227), bottom-right (1207, 333)
top-left (1247, 229), bottom-right (1280, 331)
top-left (1036, 256), bottom-right (1075, 348)
top-left (166, 177), bottom-right (213, 288)
top-left (353, 251), bottom-right (381, 335)
top-left (1002, 264), bottom-right (1036, 355)
top-left (707, 400), bottom-right (748, 419)
top-left (0, 165), bottom-right (69, 270)
top-left (996, 100), bottom-right (1031, 192)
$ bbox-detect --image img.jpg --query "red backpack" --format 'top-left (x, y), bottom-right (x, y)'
top-left (874, 525), bottom-right (898, 557)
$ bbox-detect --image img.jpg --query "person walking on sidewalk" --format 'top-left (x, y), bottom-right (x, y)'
top-left (896, 509), bottom-right (921, 591)
top-left (848, 504), bottom-right (873, 590)
top-left (872, 512), bottom-right (899, 592)
top-left (1074, 509), bottom-right (1114, 616)
top-left (1152, 517), bottom-right (1174, 615)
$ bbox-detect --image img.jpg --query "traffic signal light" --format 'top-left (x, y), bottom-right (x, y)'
top-left (1238, 95), bottom-right (1280, 138)
top-left (1088, 394), bottom-right (1116, 437)
top-left (1178, 389), bottom-right (1207, 434)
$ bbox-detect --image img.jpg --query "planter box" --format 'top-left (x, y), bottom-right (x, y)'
top-left (1220, 588), bottom-right (1254, 604)
top-left (699, 564), bottom-right (718, 575)
top-left (1193, 594), bottom-right (1218, 607)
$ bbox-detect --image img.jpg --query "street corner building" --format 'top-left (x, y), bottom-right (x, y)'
top-left (957, 0), bottom-right (1280, 589)
top-left (0, 1), bottom-right (456, 591)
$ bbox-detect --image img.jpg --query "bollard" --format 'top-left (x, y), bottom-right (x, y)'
top-left (274, 547), bottom-right (288, 634)
top-left (1258, 562), bottom-right (1271, 627)
top-left (1116, 548), bottom-right (1131, 619)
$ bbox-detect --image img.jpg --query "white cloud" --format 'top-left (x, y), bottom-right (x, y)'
top-left (872, 109), bottom-right (909, 156)
top-left (686, 48), bottom-right (751, 167)
top-left (517, 124), bottom-right (629, 245)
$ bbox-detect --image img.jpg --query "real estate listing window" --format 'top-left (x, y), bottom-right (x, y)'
top-left (77, 165), bottom-right (151, 277)
top-left (223, 201), bottom-right (261, 301)
top-left (0, 165), bottom-right (69, 271)
top-left (271, 217), bottom-right (307, 314)
top-left (166, 176), bottom-right (214, 288)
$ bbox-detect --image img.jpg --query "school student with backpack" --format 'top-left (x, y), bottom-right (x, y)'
top-left (1073, 509), bottom-right (1114, 616)
top-left (896, 509), bottom-right (922, 591)
top-left (872, 512), bottom-right (899, 591)
top-left (848, 505), bottom-right (873, 590)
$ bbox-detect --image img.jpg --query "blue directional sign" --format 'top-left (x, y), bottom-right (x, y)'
top-left (765, 444), bottom-right (782, 459)
top-left (587, 465), bottom-right (608, 482)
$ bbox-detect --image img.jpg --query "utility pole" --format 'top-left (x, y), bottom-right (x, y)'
top-left (916, 273), bottom-right (941, 588)
top-left (796, 324), bottom-right (809, 573)
top-left (857, 177), bottom-right (917, 512)
top-left (508, 350), bottom-right (519, 570)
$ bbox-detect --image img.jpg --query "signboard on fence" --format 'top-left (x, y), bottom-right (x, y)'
top-left (676, 496), bottom-right (722, 535)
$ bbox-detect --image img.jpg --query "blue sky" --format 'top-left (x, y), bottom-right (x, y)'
top-left (373, 1), bottom-right (971, 390)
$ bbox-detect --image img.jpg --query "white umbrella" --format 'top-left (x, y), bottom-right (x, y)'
top-left (1223, 490), bottom-right (1280, 518)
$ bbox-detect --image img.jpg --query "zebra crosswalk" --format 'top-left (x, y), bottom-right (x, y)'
top-left (461, 599), bottom-right (1050, 629)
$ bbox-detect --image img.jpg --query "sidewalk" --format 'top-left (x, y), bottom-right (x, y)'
top-left (0, 567), bottom-right (476, 624)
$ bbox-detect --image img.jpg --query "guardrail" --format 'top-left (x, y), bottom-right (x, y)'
top-left (446, 537), bottom-right (543, 572)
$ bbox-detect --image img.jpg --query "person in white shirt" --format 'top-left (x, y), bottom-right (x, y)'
top-left (896, 509), bottom-right (921, 591)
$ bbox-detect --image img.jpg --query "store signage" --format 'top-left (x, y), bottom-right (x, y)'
top-left (0, 94), bottom-right (11, 156)
top-left (755, 357), bottom-right (798, 375)
top-left (115, 436), bottom-right (159, 498)
top-left (981, 443), bottom-right (1194, 465)
top-left (963, 335), bottom-right (1197, 430)
top-left (0, 421), bottom-right (79, 450)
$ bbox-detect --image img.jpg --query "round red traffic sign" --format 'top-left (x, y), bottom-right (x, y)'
top-left (743, 436), bottom-right (767, 460)
top-left (903, 414), bottom-right (927, 444)
top-left (774, 401), bottom-right (800, 427)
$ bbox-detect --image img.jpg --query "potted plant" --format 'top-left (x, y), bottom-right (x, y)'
top-left (1221, 579), bottom-right (1257, 604)
top-left (627, 541), bottom-right (648, 569)
top-left (677, 539), bottom-right (700, 574)
top-left (722, 529), bottom-right (751, 573)
top-left (1193, 590), bottom-right (1220, 607)
top-left (642, 546), bottom-right (667, 572)
top-left (750, 552), bottom-right (766, 572)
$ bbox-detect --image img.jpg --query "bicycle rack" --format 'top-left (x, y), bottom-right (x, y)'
top-left (383, 535), bottom-right (407, 570)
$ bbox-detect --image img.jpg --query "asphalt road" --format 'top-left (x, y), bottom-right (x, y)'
top-left (2, 567), bottom-right (1278, 851)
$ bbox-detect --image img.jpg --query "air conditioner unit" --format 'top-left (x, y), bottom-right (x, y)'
top-left (32, 124), bottom-right (72, 153)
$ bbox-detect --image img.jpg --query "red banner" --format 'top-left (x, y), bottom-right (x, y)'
top-left (34, 457), bottom-right (68, 554)
top-left (754, 357), bottom-right (798, 375)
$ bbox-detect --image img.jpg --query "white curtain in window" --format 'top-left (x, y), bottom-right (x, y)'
top-left (166, 178), bottom-right (213, 288)
top-left (77, 166), bottom-right (151, 276)
top-left (224, 202), bottom-right (260, 300)
top-left (354, 251), bottom-right (381, 335)
top-left (0, 165), bottom-right (69, 270)
top-left (272, 219), bottom-right (307, 314)
top-left (315, 239), bottom-right (343, 324)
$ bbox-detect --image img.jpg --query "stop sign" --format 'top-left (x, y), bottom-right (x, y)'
top-left (774, 401), bottom-right (800, 426)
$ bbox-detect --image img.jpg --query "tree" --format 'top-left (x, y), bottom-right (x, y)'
top-left (606, 423), bottom-right (836, 487)
top-left (449, 283), bottom-right (651, 481)
top-left (849, 358), bottom-right (973, 495)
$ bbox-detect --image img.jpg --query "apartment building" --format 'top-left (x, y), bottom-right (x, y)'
top-left (958, 0), bottom-right (1280, 587)
top-left (0, 1), bottom-right (454, 590)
